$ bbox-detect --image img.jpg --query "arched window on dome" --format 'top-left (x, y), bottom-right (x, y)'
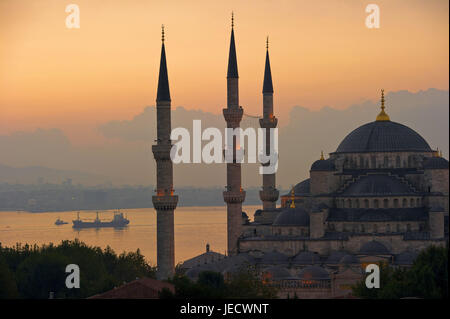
top-left (373, 224), bottom-right (378, 233)
top-left (396, 224), bottom-right (401, 232)
top-left (373, 199), bottom-right (379, 209)
top-left (396, 156), bottom-right (401, 167)
top-left (402, 198), bottom-right (407, 208)
top-left (386, 224), bottom-right (391, 233)
top-left (361, 224), bottom-right (365, 233)
top-left (393, 199), bottom-right (399, 208)
top-left (383, 199), bottom-right (389, 208)
top-left (364, 199), bottom-right (369, 208)
top-left (359, 156), bottom-right (364, 168)
top-left (406, 224), bottom-right (411, 232)
top-left (410, 198), bottom-right (415, 207)
top-left (416, 198), bottom-right (421, 207)
top-left (347, 199), bottom-right (352, 208)
top-left (355, 199), bottom-right (360, 208)
top-left (371, 156), bottom-right (377, 168)
top-left (383, 156), bottom-right (389, 168)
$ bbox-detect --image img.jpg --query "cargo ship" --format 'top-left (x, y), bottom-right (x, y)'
top-left (72, 211), bottom-right (129, 229)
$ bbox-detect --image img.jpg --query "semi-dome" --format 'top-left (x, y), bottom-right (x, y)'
top-left (359, 240), bottom-right (390, 255)
top-left (335, 121), bottom-right (432, 153)
top-left (298, 266), bottom-right (330, 280)
top-left (423, 156), bottom-right (449, 169)
top-left (342, 174), bottom-right (415, 196)
top-left (273, 207), bottom-right (310, 226)
top-left (294, 178), bottom-right (310, 195)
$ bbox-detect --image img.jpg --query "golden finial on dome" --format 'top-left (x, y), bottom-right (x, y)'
top-left (434, 147), bottom-right (440, 157)
top-left (376, 89), bottom-right (390, 121)
top-left (290, 186), bottom-right (296, 208)
top-left (320, 150), bottom-right (325, 160)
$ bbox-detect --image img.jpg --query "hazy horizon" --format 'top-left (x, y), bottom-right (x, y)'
top-left (1, 88), bottom-right (448, 189)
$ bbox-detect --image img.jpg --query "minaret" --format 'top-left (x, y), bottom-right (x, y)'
top-left (152, 25), bottom-right (178, 279)
top-left (259, 37), bottom-right (279, 210)
top-left (223, 13), bottom-right (246, 255)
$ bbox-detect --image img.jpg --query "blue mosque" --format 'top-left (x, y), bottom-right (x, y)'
top-left (152, 17), bottom-right (449, 298)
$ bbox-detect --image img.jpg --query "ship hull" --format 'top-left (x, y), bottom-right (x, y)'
top-left (72, 220), bottom-right (129, 229)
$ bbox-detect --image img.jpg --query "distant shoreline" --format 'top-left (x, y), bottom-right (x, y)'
top-left (0, 204), bottom-right (263, 214)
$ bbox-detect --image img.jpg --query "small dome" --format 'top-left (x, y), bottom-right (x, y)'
top-left (335, 120), bottom-right (432, 153)
top-left (292, 251), bottom-right (320, 264)
top-left (325, 251), bottom-right (348, 264)
top-left (340, 254), bottom-right (360, 264)
top-left (263, 266), bottom-right (293, 280)
top-left (423, 157), bottom-right (449, 169)
top-left (298, 266), bottom-right (330, 280)
top-left (359, 240), bottom-right (390, 255)
top-left (311, 158), bottom-right (335, 171)
top-left (394, 251), bottom-right (418, 265)
top-left (342, 174), bottom-right (414, 196)
top-left (259, 250), bottom-right (289, 264)
top-left (273, 208), bottom-right (310, 226)
top-left (294, 178), bottom-right (310, 195)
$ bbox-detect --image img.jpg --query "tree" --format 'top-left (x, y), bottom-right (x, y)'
top-left (352, 246), bottom-right (448, 299)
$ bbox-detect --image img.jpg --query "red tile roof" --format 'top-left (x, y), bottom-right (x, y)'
top-left (89, 277), bottom-right (175, 299)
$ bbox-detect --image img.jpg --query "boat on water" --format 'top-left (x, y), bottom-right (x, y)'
top-left (55, 217), bottom-right (68, 225)
top-left (72, 211), bottom-right (129, 229)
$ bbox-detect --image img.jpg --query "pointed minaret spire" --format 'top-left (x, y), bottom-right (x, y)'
top-left (262, 36), bottom-right (273, 94)
top-left (157, 25), bottom-right (170, 102)
top-left (227, 12), bottom-right (238, 79)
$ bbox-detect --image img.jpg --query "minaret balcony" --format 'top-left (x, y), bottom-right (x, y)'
top-left (259, 117), bottom-right (278, 128)
top-left (223, 190), bottom-right (246, 204)
top-left (223, 108), bottom-right (244, 125)
top-left (152, 194), bottom-right (178, 210)
top-left (152, 144), bottom-right (172, 160)
top-left (259, 189), bottom-right (279, 202)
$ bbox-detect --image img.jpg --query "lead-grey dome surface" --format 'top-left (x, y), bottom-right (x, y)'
top-left (335, 121), bottom-right (432, 153)
top-left (298, 266), bottom-right (330, 280)
top-left (292, 251), bottom-right (320, 264)
top-left (423, 156), bottom-right (449, 169)
top-left (342, 174), bottom-right (415, 196)
top-left (359, 240), bottom-right (390, 255)
top-left (273, 207), bottom-right (310, 226)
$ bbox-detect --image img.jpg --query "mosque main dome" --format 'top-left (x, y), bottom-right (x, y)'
top-left (334, 89), bottom-right (433, 154)
top-left (335, 120), bottom-right (432, 154)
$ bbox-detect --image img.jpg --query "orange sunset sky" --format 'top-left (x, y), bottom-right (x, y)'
top-left (0, 0), bottom-right (448, 145)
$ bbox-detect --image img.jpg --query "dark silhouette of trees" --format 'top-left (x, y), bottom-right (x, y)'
top-left (0, 239), bottom-right (156, 298)
top-left (352, 246), bottom-right (448, 299)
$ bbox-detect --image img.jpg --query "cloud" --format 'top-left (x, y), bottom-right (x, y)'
top-left (1, 89), bottom-right (448, 188)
